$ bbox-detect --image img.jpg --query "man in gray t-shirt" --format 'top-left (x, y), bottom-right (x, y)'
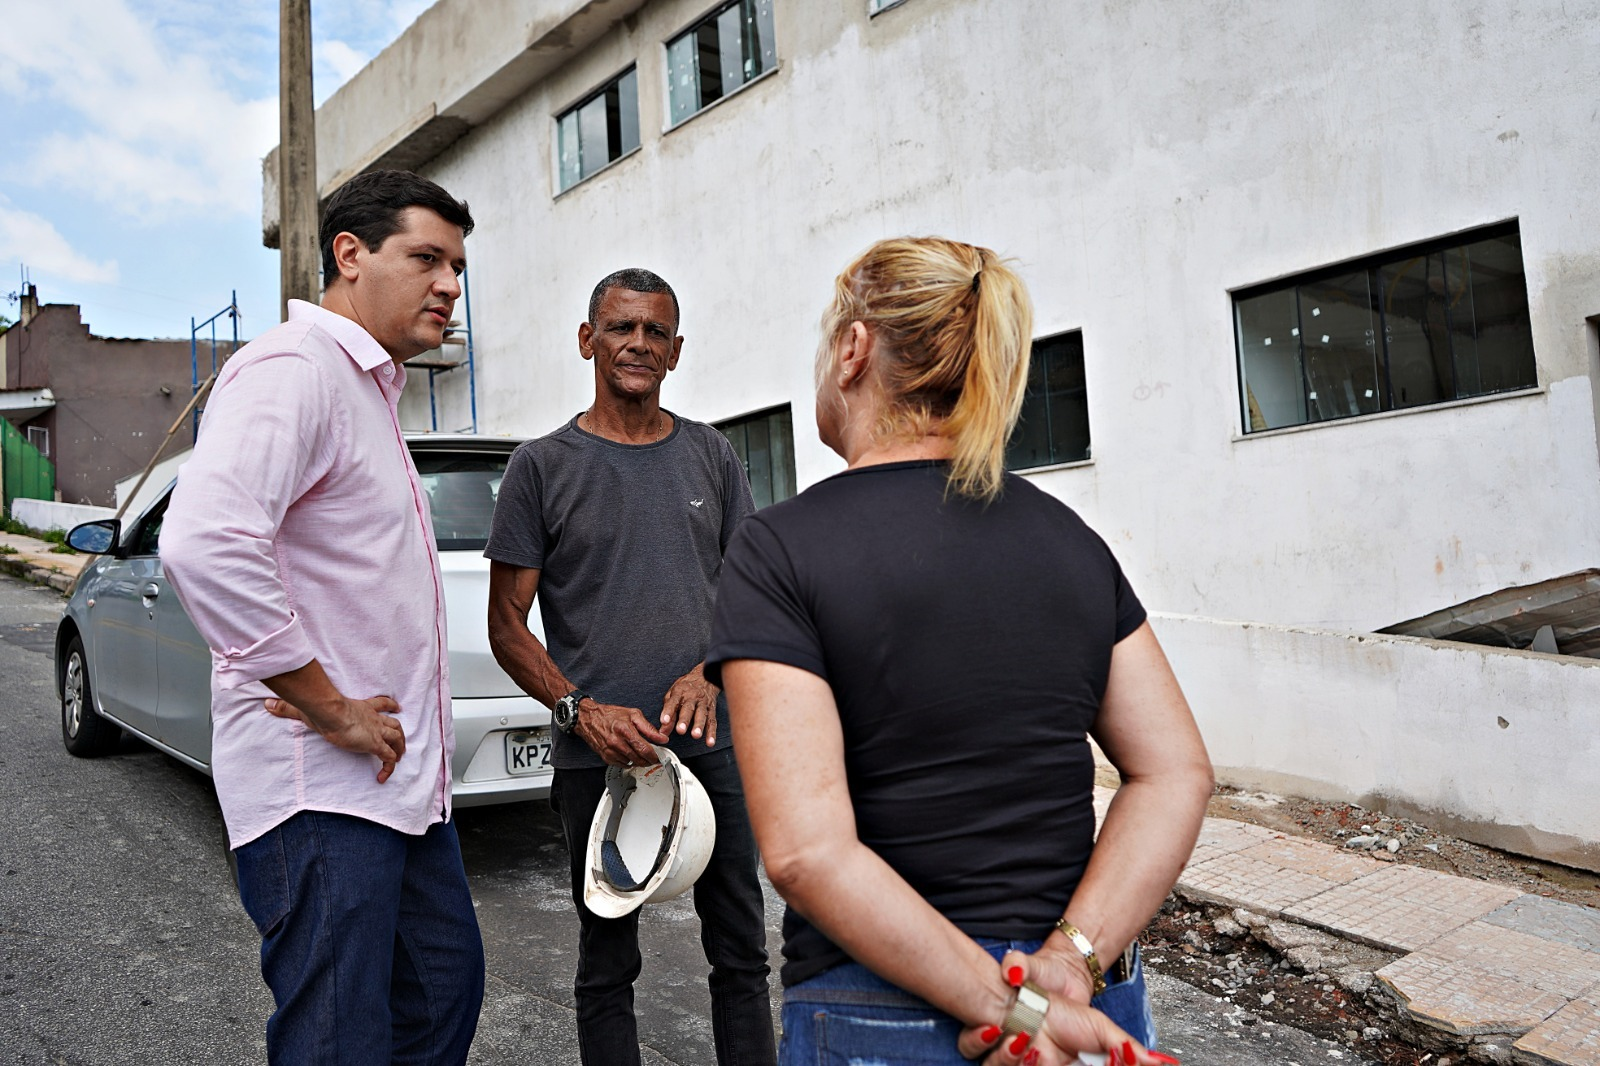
top-left (485, 414), bottom-right (751, 769)
top-left (485, 269), bottom-right (774, 1066)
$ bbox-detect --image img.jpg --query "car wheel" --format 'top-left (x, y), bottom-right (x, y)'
top-left (61, 635), bottom-right (121, 757)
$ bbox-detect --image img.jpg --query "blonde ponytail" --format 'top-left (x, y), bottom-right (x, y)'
top-left (817, 238), bottom-right (1033, 501)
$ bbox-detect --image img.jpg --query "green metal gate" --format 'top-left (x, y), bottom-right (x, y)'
top-left (1, 418), bottom-right (54, 519)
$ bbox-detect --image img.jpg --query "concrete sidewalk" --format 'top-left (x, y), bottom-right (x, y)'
top-left (1095, 788), bottom-right (1600, 1064)
top-left (0, 529), bottom-right (88, 593)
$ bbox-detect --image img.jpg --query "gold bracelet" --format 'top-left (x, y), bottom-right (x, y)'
top-left (1054, 920), bottom-right (1106, 995)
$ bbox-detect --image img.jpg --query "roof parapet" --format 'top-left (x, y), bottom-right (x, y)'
top-left (262, 0), bottom-right (647, 248)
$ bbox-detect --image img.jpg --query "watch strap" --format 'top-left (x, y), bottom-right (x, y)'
top-left (556, 689), bottom-right (588, 733)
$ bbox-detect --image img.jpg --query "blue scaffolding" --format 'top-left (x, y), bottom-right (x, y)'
top-left (408, 267), bottom-right (479, 433)
top-left (190, 292), bottom-right (240, 441)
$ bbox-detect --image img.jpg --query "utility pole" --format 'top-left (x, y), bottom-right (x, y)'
top-left (279, 0), bottom-right (319, 319)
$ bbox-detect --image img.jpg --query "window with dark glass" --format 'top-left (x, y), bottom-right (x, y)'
top-left (557, 67), bottom-right (640, 192)
top-left (1006, 331), bottom-right (1091, 471)
top-left (716, 404), bottom-right (796, 509)
top-left (1235, 222), bottom-right (1537, 433)
top-left (666, 0), bottom-right (776, 127)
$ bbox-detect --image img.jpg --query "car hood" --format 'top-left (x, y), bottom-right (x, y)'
top-left (440, 551), bottom-right (542, 699)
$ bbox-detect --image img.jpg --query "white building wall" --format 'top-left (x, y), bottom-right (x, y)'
top-left (402, 0), bottom-right (1600, 634)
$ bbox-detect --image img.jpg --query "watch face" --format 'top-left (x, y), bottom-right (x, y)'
top-left (555, 695), bottom-right (578, 732)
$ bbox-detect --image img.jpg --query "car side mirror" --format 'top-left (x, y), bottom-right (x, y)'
top-left (66, 519), bottom-right (122, 556)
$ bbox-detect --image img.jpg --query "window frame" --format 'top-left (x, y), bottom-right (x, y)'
top-left (128, 493), bottom-right (170, 558)
top-left (868, 0), bottom-right (911, 14)
top-left (714, 402), bottom-right (797, 509)
top-left (1231, 220), bottom-right (1538, 435)
top-left (552, 64), bottom-right (642, 196)
top-left (662, 0), bottom-right (779, 132)
top-left (1006, 329), bottom-right (1093, 473)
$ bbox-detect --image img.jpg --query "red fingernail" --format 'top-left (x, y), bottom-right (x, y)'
top-left (1006, 966), bottom-right (1024, 987)
top-left (1147, 1053), bottom-right (1181, 1065)
top-left (979, 1025), bottom-right (1000, 1043)
top-left (1107, 1050), bottom-right (1120, 1066)
top-left (1008, 1033), bottom-right (1029, 1055)
top-left (1123, 1041), bottom-right (1136, 1063)
top-left (1024, 1050), bottom-right (1040, 1066)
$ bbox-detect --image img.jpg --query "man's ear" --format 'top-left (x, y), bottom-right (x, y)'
top-left (577, 320), bottom-right (596, 361)
top-left (666, 335), bottom-right (684, 372)
top-left (331, 231), bottom-right (364, 284)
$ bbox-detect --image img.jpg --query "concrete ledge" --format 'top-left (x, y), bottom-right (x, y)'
top-left (262, 0), bottom-right (650, 244)
top-left (0, 530), bottom-right (86, 594)
top-left (11, 498), bottom-right (114, 533)
top-left (0, 553), bottom-right (73, 593)
top-left (1150, 613), bottom-right (1600, 873)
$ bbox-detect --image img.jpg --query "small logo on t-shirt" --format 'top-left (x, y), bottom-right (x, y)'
top-left (689, 498), bottom-right (705, 508)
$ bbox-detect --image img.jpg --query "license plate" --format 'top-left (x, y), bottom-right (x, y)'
top-left (505, 729), bottom-right (553, 776)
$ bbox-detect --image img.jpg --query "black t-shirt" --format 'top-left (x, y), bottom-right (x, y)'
top-left (705, 460), bottom-right (1146, 987)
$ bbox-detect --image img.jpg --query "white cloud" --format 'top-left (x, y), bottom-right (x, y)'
top-left (0, 196), bottom-right (118, 285)
top-left (314, 2), bottom-right (436, 103)
top-left (0, 1), bottom-right (277, 222)
top-left (317, 39), bottom-right (373, 87)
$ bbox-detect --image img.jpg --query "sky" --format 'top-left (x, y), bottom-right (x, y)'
top-left (0, 0), bottom-right (432, 341)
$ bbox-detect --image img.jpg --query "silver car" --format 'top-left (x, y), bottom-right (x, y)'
top-left (54, 433), bottom-right (553, 806)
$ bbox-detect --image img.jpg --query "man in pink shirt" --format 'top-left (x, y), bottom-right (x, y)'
top-left (161, 170), bottom-right (484, 1064)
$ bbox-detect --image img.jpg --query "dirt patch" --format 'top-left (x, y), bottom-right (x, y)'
top-left (1121, 781), bottom-right (1597, 1064)
top-left (1139, 899), bottom-right (1523, 1065)
top-left (1203, 785), bottom-right (1600, 909)
top-left (1142, 900), bottom-right (1427, 1064)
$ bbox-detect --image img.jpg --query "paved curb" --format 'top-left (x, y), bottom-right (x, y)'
top-left (0, 531), bottom-right (86, 594)
top-left (1097, 788), bottom-right (1600, 1064)
top-left (0, 551), bottom-right (75, 592)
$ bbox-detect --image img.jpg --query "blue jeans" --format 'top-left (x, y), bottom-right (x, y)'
top-left (778, 939), bottom-right (1156, 1065)
top-left (234, 811), bottom-right (486, 1065)
top-left (552, 748), bottom-right (777, 1066)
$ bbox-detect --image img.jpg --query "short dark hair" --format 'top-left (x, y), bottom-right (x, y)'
top-left (588, 268), bottom-right (680, 331)
top-left (319, 170), bottom-right (474, 285)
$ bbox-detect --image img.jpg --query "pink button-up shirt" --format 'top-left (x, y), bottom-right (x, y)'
top-left (161, 300), bottom-right (452, 848)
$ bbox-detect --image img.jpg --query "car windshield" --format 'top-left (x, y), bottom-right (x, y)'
top-left (413, 451), bottom-right (507, 551)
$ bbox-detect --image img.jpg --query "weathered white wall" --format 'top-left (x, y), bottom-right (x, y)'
top-left (398, 0), bottom-right (1600, 635)
top-left (12, 499), bottom-right (113, 533)
top-left (262, 0), bottom-right (652, 240)
top-left (1151, 612), bottom-right (1600, 871)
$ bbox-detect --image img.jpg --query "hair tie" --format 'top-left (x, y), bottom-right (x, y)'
top-left (970, 270), bottom-right (982, 294)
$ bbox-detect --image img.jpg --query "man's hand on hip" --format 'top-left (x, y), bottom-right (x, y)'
top-left (659, 664), bottom-right (719, 748)
top-left (576, 700), bottom-right (671, 767)
top-left (264, 694), bottom-right (407, 783)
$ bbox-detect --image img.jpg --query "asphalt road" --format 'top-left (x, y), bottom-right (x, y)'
top-left (0, 571), bottom-right (1373, 1065)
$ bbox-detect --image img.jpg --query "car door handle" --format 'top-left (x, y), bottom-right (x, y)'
top-left (141, 583), bottom-right (161, 598)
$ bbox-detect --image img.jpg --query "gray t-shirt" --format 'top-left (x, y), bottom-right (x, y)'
top-left (485, 412), bottom-right (756, 769)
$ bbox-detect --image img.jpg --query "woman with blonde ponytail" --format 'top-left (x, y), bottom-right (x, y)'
top-left (706, 238), bottom-right (1212, 1066)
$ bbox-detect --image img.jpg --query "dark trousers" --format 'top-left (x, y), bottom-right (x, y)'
top-left (551, 747), bottom-right (777, 1066)
top-left (234, 811), bottom-right (486, 1066)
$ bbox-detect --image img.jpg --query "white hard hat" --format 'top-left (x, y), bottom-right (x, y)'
top-left (583, 746), bottom-right (717, 918)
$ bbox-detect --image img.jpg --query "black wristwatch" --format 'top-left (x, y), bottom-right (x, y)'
top-left (553, 690), bottom-right (588, 734)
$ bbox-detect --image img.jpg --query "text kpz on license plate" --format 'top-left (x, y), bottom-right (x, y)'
top-left (505, 729), bottom-right (553, 776)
